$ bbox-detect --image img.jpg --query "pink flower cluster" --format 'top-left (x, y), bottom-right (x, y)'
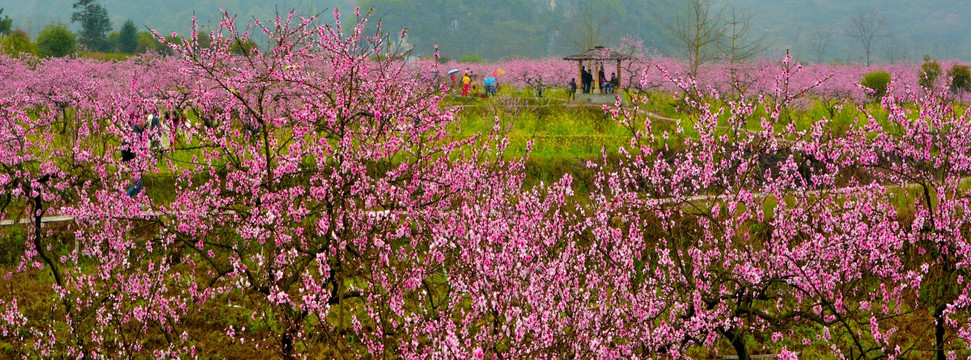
top-left (441, 40), bottom-right (967, 104)
top-left (3, 9), bottom-right (971, 360)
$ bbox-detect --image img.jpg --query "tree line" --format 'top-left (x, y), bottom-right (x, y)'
top-left (0, 1), bottom-right (218, 58)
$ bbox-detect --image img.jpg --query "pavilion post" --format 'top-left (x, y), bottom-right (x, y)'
top-left (593, 63), bottom-right (601, 93)
top-left (563, 47), bottom-right (631, 99)
top-left (616, 61), bottom-right (622, 89)
top-left (577, 61), bottom-right (583, 90)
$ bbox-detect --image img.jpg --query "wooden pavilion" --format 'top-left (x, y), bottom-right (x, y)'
top-left (563, 46), bottom-right (631, 102)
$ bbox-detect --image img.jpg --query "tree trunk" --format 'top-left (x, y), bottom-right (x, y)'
top-left (720, 328), bottom-right (750, 360)
top-left (935, 304), bottom-right (946, 360)
top-left (730, 336), bottom-right (751, 360)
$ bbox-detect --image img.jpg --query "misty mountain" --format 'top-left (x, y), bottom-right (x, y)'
top-left (2, 0), bottom-right (354, 39)
top-left (724, 0), bottom-right (971, 62)
top-left (358, 0), bottom-right (686, 60)
top-left (3, 0), bottom-right (971, 63)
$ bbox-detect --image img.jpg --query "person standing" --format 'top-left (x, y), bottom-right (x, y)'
top-left (581, 66), bottom-right (591, 94)
top-left (484, 76), bottom-right (497, 96)
top-left (169, 110), bottom-right (182, 147)
top-left (123, 115), bottom-right (146, 198)
top-left (568, 78), bottom-right (577, 100)
top-left (535, 75), bottom-right (544, 98)
top-left (598, 66), bottom-right (606, 94)
top-left (461, 72), bottom-right (471, 96)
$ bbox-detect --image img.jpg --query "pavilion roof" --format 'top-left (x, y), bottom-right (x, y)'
top-left (562, 46), bottom-right (632, 61)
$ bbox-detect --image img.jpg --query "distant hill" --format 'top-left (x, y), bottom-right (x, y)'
top-left (3, 0), bottom-right (970, 63)
top-left (2, 0), bottom-right (355, 38)
top-left (1, 0), bottom-right (680, 59)
top-left (359, 0), bottom-right (680, 60)
top-left (721, 0), bottom-right (971, 63)
top-left (349, 0), bottom-right (971, 62)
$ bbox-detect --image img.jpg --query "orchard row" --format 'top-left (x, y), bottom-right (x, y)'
top-left (1, 9), bottom-right (971, 360)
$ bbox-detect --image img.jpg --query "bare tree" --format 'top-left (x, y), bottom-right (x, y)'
top-left (883, 31), bottom-right (907, 64)
top-left (717, 5), bottom-right (769, 64)
top-left (846, 8), bottom-right (887, 66)
top-left (616, 36), bottom-right (666, 97)
top-left (929, 39), bottom-right (957, 61)
top-left (662, 0), bottom-right (767, 77)
top-left (661, 0), bottom-right (725, 76)
top-left (558, 0), bottom-right (615, 50)
top-left (807, 27), bottom-right (831, 64)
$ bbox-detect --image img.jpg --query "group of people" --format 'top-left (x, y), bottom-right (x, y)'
top-left (443, 65), bottom-right (621, 101)
top-left (450, 68), bottom-right (500, 97)
top-left (578, 65), bottom-right (618, 95)
top-left (122, 110), bottom-right (185, 198)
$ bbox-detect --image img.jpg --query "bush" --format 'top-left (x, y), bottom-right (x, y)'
top-left (1, 29), bottom-right (36, 56)
top-left (860, 71), bottom-right (891, 99)
top-left (135, 31), bottom-right (161, 54)
top-left (105, 31), bottom-right (120, 52)
top-left (947, 64), bottom-right (971, 94)
top-left (37, 23), bottom-right (77, 58)
top-left (919, 55), bottom-right (942, 90)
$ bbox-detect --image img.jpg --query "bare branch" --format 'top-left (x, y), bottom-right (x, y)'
top-left (807, 27), bottom-right (831, 64)
top-left (557, 0), bottom-right (615, 50)
top-left (846, 8), bottom-right (887, 66)
top-left (717, 5), bottom-right (769, 64)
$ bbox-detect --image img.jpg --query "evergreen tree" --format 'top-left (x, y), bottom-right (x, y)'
top-left (118, 19), bottom-right (138, 54)
top-left (71, 0), bottom-right (112, 52)
top-left (0, 8), bottom-right (13, 36)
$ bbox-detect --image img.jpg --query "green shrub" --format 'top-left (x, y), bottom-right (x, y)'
top-left (1, 29), bottom-right (36, 57)
top-left (947, 64), bottom-right (971, 94)
top-left (37, 23), bottom-right (77, 58)
top-left (105, 31), bottom-right (120, 52)
top-left (135, 31), bottom-right (161, 54)
top-left (458, 53), bottom-right (485, 63)
top-left (919, 55), bottom-right (942, 89)
top-left (860, 71), bottom-right (891, 99)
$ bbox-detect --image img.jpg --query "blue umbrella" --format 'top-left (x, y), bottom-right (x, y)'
top-left (484, 77), bottom-right (496, 86)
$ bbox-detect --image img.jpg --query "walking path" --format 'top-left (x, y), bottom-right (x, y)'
top-left (0, 179), bottom-right (935, 227)
top-left (0, 215), bottom-right (77, 226)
